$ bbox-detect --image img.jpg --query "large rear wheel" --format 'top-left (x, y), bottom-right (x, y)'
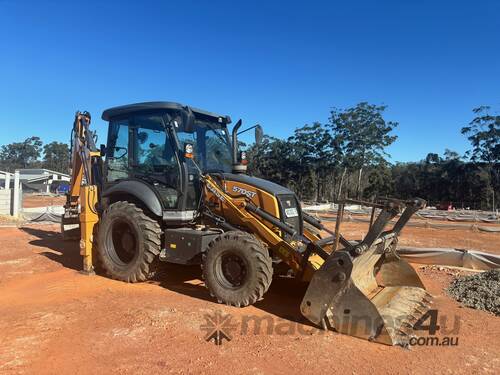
top-left (96, 201), bottom-right (161, 282)
top-left (202, 231), bottom-right (273, 307)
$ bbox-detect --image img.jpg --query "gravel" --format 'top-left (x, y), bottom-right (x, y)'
top-left (446, 269), bottom-right (500, 316)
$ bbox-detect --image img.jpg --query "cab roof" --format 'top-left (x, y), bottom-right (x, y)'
top-left (101, 101), bottom-right (231, 124)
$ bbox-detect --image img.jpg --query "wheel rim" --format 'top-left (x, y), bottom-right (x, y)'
top-left (216, 252), bottom-right (248, 289)
top-left (106, 218), bottom-right (138, 265)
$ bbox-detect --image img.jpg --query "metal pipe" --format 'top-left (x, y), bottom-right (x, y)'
top-left (303, 212), bottom-right (323, 229)
top-left (231, 119), bottom-right (242, 164)
top-left (333, 203), bottom-right (345, 252)
top-left (369, 205), bottom-right (376, 229)
top-left (245, 203), bottom-right (297, 237)
top-left (304, 210), bottom-right (353, 249)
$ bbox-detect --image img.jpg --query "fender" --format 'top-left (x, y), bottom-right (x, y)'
top-left (102, 179), bottom-right (163, 216)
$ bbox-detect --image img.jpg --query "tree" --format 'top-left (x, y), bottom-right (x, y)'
top-left (444, 149), bottom-right (461, 161)
top-left (245, 104), bottom-right (496, 210)
top-left (247, 135), bottom-right (295, 190)
top-left (461, 106), bottom-right (500, 164)
top-left (43, 141), bottom-right (70, 173)
top-left (462, 106), bottom-right (500, 210)
top-left (288, 123), bottom-right (335, 200)
top-left (364, 161), bottom-right (393, 199)
top-left (425, 153), bottom-right (440, 164)
top-left (0, 136), bottom-right (43, 171)
top-left (328, 102), bottom-right (398, 199)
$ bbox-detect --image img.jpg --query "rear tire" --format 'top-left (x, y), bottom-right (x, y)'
top-left (202, 231), bottom-right (273, 307)
top-left (96, 201), bottom-right (161, 282)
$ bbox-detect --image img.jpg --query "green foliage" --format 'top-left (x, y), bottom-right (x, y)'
top-left (247, 103), bottom-right (498, 210)
top-left (461, 106), bottom-right (499, 164)
top-left (364, 161), bottom-right (393, 198)
top-left (329, 102), bottom-right (398, 168)
top-left (248, 102), bottom-right (398, 201)
top-left (391, 157), bottom-right (495, 210)
top-left (328, 102), bottom-right (398, 198)
top-left (0, 136), bottom-right (43, 171)
top-left (247, 136), bottom-right (294, 188)
top-left (461, 106), bottom-right (499, 210)
top-left (0, 137), bottom-right (70, 174)
top-left (43, 141), bottom-right (70, 173)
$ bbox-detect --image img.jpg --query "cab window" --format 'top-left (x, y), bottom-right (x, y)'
top-left (131, 114), bottom-right (180, 209)
top-left (132, 114), bottom-right (176, 173)
top-left (106, 119), bottom-right (130, 181)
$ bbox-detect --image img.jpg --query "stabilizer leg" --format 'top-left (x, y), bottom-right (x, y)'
top-left (79, 185), bottom-right (98, 275)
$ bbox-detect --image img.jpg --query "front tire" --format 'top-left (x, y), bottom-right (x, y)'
top-left (96, 201), bottom-right (161, 282)
top-left (202, 231), bottom-right (273, 307)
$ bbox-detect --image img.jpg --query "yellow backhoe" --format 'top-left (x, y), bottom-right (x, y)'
top-left (62, 102), bottom-right (431, 345)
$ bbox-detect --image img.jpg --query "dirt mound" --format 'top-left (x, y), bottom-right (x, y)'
top-left (447, 269), bottom-right (500, 315)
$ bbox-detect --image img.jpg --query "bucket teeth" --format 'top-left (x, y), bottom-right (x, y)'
top-left (400, 321), bottom-right (413, 330)
top-left (319, 289), bottom-right (432, 346)
top-left (406, 314), bottom-right (419, 323)
top-left (300, 244), bottom-right (433, 346)
top-left (414, 307), bottom-right (425, 315)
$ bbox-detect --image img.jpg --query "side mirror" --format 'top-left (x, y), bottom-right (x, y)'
top-left (255, 125), bottom-right (263, 146)
top-left (100, 144), bottom-right (107, 157)
top-left (181, 106), bottom-right (195, 133)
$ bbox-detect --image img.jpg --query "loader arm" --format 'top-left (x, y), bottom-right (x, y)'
top-left (202, 175), bottom-right (432, 346)
top-left (202, 176), bottom-right (306, 272)
top-left (62, 112), bottom-right (102, 274)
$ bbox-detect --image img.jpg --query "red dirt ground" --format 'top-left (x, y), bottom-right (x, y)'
top-left (22, 195), bottom-right (65, 209)
top-left (0, 224), bottom-right (499, 374)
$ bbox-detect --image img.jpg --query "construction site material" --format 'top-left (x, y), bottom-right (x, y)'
top-left (23, 206), bottom-right (63, 223)
top-left (310, 210), bottom-right (500, 233)
top-left (304, 204), bottom-right (500, 225)
top-left (398, 247), bottom-right (500, 270)
top-left (447, 270), bottom-right (500, 315)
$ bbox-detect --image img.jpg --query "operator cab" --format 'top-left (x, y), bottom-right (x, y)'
top-left (101, 102), bottom-right (233, 222)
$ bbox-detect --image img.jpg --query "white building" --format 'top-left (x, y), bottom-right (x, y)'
top-left (17, 168), bottom-right (70, 193)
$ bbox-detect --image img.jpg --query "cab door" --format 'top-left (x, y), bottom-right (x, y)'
top-left (129, 113), bottom-right (181, 209)
top-left (105, 117), bottom-right (132, 182)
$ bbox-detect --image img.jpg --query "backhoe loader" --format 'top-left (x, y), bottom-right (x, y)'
top-left (62, 102), bottom-right (431, 346)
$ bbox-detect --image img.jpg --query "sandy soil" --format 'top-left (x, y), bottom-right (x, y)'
top-left (22, 195), bottom-right (65, 209)
top-left (0, 224), bottom-right (499, 374)
top-left (0, 215), bottom-right (24, 225)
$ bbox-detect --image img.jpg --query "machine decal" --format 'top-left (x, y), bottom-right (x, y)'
top-left (232, 185), bottom-right (257, 199)
top-left (206, 181), bottom-right (226, 202)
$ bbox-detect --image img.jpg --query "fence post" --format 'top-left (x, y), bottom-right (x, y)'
top-left (12, 170), bottom-right (20, 216)
top-left (4, 172), bottom-right (10, 189)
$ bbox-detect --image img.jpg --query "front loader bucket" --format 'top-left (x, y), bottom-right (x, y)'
top-left (300, 245), bottom-right (431, 346)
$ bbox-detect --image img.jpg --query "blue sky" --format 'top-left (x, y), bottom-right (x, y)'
top-left (0, 0), bottom-right (498, 162)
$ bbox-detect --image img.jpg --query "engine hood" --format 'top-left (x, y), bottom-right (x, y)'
top-left (219, 173), bottom-right (303, 237)
top-left (221, 173), bottom-right (293, 197)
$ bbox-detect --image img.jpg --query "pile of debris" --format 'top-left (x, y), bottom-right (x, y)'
top-left (447, 269), bottom-right (500, 316)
